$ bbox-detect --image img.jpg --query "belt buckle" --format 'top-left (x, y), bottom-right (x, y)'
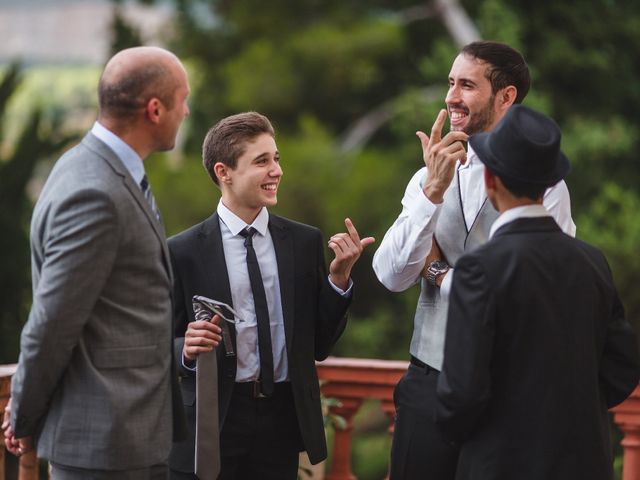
top-left (253, 380), bottom-right (267, 398)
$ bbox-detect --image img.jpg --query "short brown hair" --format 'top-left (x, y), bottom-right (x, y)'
top-left (202, 112), bottom-right (275, 185)
top-left (98, 63), bottom-right (178, 120)
top-left (460, 41), bottom-right (531, 104)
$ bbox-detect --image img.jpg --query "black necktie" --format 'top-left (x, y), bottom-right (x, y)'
top-left (140, 175), bottom-right (161, 222)
top-left (239, 227), bottom-right (274, 396)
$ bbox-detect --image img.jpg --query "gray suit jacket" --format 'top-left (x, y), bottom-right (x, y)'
top-left (11, 132), bottom-right (185, 470)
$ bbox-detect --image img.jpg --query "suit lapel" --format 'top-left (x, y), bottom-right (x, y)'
top-left (121, 175), bottom-right (173, 279)
top-left (198, 213), bottom-right (237, 354)
top-left (197, 214), bottom-right (234, 306)
top-left (269, 216), bottom-right (295, 355)
top-left (82, 133), bottom-right (173, 280)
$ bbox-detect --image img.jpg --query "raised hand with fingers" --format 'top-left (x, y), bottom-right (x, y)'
top-left (183, 314), bottom-right (223, 362)
top-left (416, 109), bottom-right (468, 204)
top-left (328, 218), bottom-right (375, 291)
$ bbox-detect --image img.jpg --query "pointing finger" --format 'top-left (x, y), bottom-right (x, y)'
top-left (429, 109), bottom-right (448, 145)
top-left (344, 218), bottom-right (361, 244)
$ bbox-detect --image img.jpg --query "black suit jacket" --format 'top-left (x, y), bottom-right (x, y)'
top-left (168, 212), bottom-right (351, 472)
top-left (436, 216), bottom-right (640, 480)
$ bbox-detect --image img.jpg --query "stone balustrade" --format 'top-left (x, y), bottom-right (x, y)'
top-left (317, 357), bottom-right (640, 480)
top-left (2, 359), bottom-right (640, 480)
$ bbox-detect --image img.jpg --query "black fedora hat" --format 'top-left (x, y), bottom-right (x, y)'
top-left (468, 105), bottom-right (570, 186)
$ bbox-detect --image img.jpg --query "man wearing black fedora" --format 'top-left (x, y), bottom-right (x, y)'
top-left (374, 41), bottom-right (576, 480)
top-left (435, 105), bottom-right (640, 480)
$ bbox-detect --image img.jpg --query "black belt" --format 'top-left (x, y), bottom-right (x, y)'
top-left (410, 355), bottom-right (439, 374)
top-left (234, 380), bottom-right (291, 399)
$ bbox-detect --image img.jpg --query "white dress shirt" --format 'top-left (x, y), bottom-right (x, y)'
top-left (217, 202), bottom-right (289, 382)
top-left (216, 201), bottom-right (352, 382)
top-left (458, 148), bottom-right (487, 231)
top-left (91, 121), bottom-right (146, 188)
top-left (372, 145), bottom-right (576, 297)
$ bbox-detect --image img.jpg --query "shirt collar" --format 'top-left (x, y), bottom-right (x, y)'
top-left (489, 204), bottom-right (551, 238)
top-left (217, 200), bottom-right (270, 236)
top-left (91, 121), bottom-right (145, 185)
top-left (458, 144), bottom-right (479, 171)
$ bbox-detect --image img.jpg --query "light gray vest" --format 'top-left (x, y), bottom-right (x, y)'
top-left (410, 171), bottom-right (499, 369)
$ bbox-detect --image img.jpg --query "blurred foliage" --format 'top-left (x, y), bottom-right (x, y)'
top-left (109, 0), bottom-right (144, 55)
top-left (136, 4), bottom-right (640, 475)
top-left (0, 64), bottom-right (75, 363)
top-left (136, 0), bottom-right (640, 358)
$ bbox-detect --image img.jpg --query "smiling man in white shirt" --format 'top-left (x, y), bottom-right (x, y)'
top-left (372, 41), bottom-right (575, 480)
top-left (435, 104), bottom-right (639, 480)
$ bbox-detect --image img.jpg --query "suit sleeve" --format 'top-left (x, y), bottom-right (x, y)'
top-left (169, 243), bottom-right (195, 377)
top-left (372, 167), bottom-right (443, 292)
top-left (435, 254), bottom-right (495, 443)
top-left (11, 188), bottom-right (119, 437)
top-left (599, 277), bottom-right (640, 408)
top-left (314, 230), bottom-right (351, 360)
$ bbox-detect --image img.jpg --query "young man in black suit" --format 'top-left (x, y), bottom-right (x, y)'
top-left (435, 105), bottom-right (640, 480)
top-left (168, 112), bottom-right (374, 479)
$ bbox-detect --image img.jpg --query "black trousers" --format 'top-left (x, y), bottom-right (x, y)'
top-left (389, 363), bottom-right (459, 480)
top-left (51, 462), bottom-right (168, 480)
top-left (171, 382), bottom-right (302, 480)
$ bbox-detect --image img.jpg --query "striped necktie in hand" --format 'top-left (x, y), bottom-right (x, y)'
top-left (140, 175), bottom-right (161, 222)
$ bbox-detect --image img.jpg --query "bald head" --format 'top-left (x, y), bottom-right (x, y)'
top-left (98, 46), bottom-right (184, 122)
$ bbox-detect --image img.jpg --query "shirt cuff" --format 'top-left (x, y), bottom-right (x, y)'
top-left (328, 276), bottom-right (353, 297)
top-left (439, 268), bottom-right (453, 299)
top-left (182, 355), bottom-right (196, 371)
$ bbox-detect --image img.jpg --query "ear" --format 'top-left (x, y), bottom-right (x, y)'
top-left (498, 85), bottom-right (517, 110)
top-left (483, 166), bottom-right (496, 193)
top-left (484, 167), bottom-right (501, 210)
top-left (145, 97), bottom-right (162, 124)
top-left (214, 162), bottom-right (230, 184)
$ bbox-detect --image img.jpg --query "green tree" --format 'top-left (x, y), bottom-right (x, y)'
top-left (109, 3), bottom-right (144, 55)
top-left (129, 0), bottom-right (640, 359)
top-left (0, 64), bottom-right (74, 363)
top-left (119, 2), bottom-right (640, 478)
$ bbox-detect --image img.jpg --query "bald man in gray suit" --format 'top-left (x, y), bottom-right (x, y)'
top-left (2, 46), bottom-right (190, 479)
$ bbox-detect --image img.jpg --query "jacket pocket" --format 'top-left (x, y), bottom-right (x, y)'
top-left (92, 345), bottom-right (158, 369)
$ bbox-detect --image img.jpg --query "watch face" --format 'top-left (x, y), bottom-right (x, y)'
top-left (431, 260), bottom-right (448, 271)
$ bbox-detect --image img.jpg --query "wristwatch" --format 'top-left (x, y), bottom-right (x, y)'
top-left (426, 260), bottom-right (450, 287)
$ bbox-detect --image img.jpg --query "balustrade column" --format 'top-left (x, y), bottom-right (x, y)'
top-left (379, 399), bottom-right (398, 480)
top-left (325, 398), bottom-right (363, 480)
top-left (620, 425), bottom-right (640, 480)
top-left (613, 387), bottom-right (640, 480)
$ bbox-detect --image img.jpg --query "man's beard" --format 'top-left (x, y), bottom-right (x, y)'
top-left (457, 94), bottom-right (497, 136)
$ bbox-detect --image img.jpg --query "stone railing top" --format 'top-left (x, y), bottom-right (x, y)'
top-left (0, 364), bottom-right (17, 378)
top-left (318, 356), bottom-right (409, 370)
